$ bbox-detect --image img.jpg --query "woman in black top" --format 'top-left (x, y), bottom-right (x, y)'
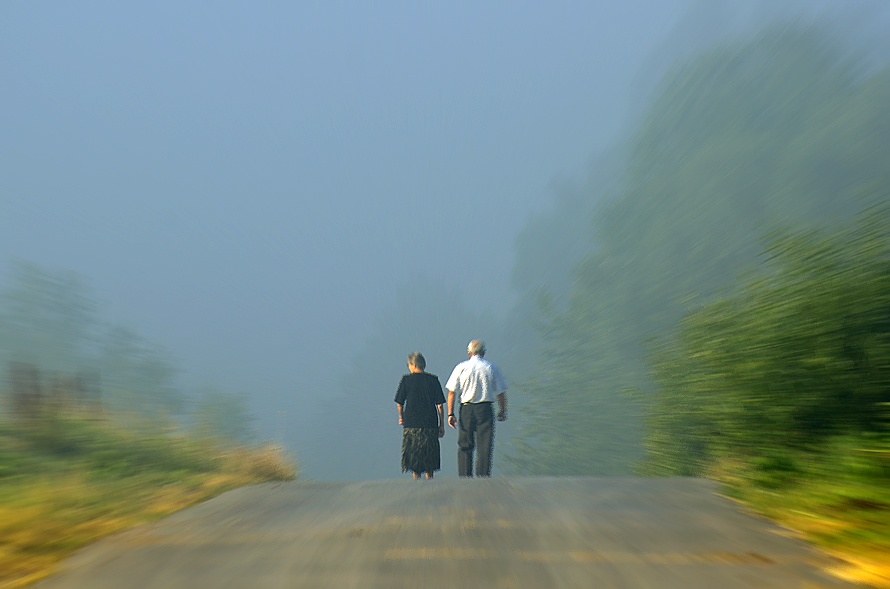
top-left (394, 352), bottom-right (446, 480)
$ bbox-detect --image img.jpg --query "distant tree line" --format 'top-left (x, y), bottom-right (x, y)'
top-left (7, 361), bottom-right (102, 419)
top-left (330, 23), bottom-right (890, 483)
top-left (0, 260), bottom-right (255, 444)
top-left (645, 195), bottom-right (890, 476)
top-left (503, 24), bottom-right (890, 477)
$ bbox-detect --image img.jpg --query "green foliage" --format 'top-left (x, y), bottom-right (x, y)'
top-left (508, 23), bottom-right (890, 477)
top-left (720, 431), bottom-right (890, 567)
top-left (0, 415), bottom-right (215, 482)
top-left (0, 412), bottom-right (296, 588)
top-left (645, 196), bottom-right (890, 474)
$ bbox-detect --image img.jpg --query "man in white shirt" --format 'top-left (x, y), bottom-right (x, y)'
top-left (446, 340), bottom-right (508, 477)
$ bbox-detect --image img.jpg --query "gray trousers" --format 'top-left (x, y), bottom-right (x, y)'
top-left (457, 402), bottom-right (494, 477)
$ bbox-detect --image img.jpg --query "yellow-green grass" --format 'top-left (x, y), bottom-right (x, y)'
top-left (713, 438), bottom-right (890, 588)
top-left (0, 416), bottom-right (296, 588)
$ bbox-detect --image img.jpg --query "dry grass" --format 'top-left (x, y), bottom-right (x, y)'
top-left (0, 419), bottom-right (296, 589)
top-left (762, 504), bottom-right (890, 588)
top-left (714, 450), bottom-right (890, 589)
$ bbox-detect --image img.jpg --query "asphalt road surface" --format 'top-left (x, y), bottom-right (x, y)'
top-left (34, 477), bottom-right (855, 588)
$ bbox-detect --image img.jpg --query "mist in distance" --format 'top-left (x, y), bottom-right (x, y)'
top-left (2, 0), bottom-right (889, 482)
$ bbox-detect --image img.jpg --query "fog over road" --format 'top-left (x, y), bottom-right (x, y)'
top-left (35, 478), bottom-right (852, 588)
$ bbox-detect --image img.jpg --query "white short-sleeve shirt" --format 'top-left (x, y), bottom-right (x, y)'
top-left (445, 355), bottom-right (508, 404)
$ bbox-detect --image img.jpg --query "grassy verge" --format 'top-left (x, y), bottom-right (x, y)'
top-left (713, 434), bottom-right (890, 588)
top-left (0, 415), bottom-right (296, 588)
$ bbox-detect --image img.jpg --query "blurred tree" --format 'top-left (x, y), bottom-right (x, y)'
top-left (97, 326), bottom-right (183, 417)
top-left (509, 25), bottom-right (890, 475)
top-left (193, 388), bottom-right (256, 444)
top-left (0, 260), bottom-right (99, 372)
top-left (0, 261), bottom-right (184, 419)
top-left (7, 362), bottom-right (43, 419)
top-left (646, 193), bottom-right (890, 475)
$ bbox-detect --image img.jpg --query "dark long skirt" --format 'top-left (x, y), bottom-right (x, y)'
top-left (401, 427), bottom-right (441, 474)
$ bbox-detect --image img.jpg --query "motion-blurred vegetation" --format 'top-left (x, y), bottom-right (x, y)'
top-left (645, 197), bottom-right (890, 586)
top-left (506, 21), bottom-right (889, 586)
top-left (0, 407), bottom-right (295, 588)
top-left (0, 264), bottom-right (296, 587)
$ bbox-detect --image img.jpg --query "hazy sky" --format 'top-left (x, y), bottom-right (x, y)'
top-left (13, 1), bottom-right (888, 481)
top-left (7, 0), bottom-right (890, 479)
top-left (2, 2), bottom-right (696, 442)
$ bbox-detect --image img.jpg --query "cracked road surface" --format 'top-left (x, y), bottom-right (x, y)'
top-left (34, 477), bottom-right (854, 588)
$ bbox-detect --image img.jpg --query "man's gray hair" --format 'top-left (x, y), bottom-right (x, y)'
top-left (407, 352), bottom-right (426, 371)
top-left (467, 340), bottom-right (486, 356)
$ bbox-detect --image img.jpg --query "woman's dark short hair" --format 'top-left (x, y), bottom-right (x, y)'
top-left (407, 352), bottom-right (426, 371)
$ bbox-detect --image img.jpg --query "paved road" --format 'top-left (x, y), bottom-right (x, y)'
top-left (35, 478), bottom-right (854, 588)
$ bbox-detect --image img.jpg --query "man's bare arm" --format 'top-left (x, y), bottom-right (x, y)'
top-left (447, 390), bottom-right (457, 428)
top-left (497, 392), bottom-right (507, 421)
top-left (397, 403), bottom-right (404, 425)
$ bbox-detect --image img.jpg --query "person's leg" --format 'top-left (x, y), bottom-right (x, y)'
top-left (475, 403), bottom-right (495, 477)
top-left (401, 429), bottom-right (412, 476)
top-left (413, 472), bottom-right (421, 480)
top-left (457, 404), bottom-right (476, 477)
top-left (431, 431), bottom-right (441, 476)
top-left (425, 472), bottom-right (433, 479)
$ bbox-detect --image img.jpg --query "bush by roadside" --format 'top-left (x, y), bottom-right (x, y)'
top-left (709, 433), bottom-right (890, 588)
top-left (0, 414), bottom-right (296, 588)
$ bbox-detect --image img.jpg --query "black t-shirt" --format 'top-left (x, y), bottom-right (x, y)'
top-left (394, 372), bottom-right (446, 429)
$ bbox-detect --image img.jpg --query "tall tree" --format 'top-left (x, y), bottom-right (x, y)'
top-left (0, 260), bottom-right (99, 372)
top-left (0, 261), bottom-right (184, 419)
top-left (509, 25), bottom-right (890, 475)
top-left (646, 192), bottom-right (890, 475)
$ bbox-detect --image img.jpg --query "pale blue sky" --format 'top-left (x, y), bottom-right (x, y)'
top-left (1, 1), bottom-right (688, 406)
top-left (7, 1), bottom-right (884, 478)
